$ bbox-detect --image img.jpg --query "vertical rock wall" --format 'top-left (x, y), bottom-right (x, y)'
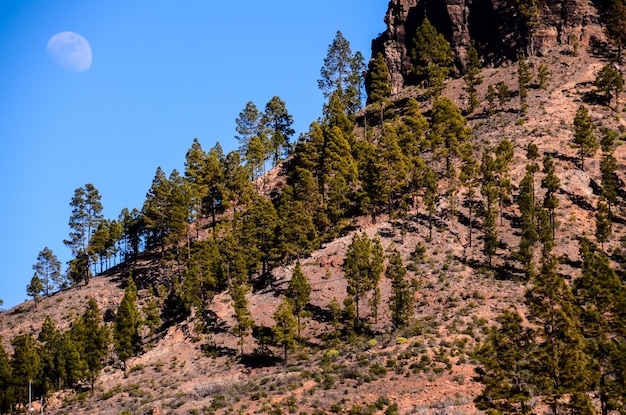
top-left (372, 0), bottom-right (605, 94)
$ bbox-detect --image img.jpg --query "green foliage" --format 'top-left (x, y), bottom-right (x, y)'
top-left (276, 186), bottom-right (319, 262)
top-left (286, 262), bottom-right (312, 339)
top-left (517, 55), bottom-right (532, 115)
top-left (540, 154), bottom-right (560, 241)
top-left (496, 81), bottom-right (511, 106)
top-left (344, 233), bottom-right (384, 329)
top-left (604, 0), bottom-right (626, 62)
top-left (241, 196), bottom-right (279, 275)
top-left (537, 64), bottom-right (550, 89)
top-left (430, 97), bottom-right (471, 174)
top-left (595, 198), bottom-right (612, 251)
top-left (114, 276), bottom-right (142, 367)
top-left (81, 299), bottom-right (109, 389)
top-left (463, 41), bottom-right (483, 114)
top-left (64, 183), bottom-right (103, 284)
top-left (575, 238), bottom-right (626, 414)
top-left (572, 105), bottom-right (598, 171)
top-left (367, 52), bottom-right (391, 105)
top-left (595, 63), bottom-right (624, 109)
top-left (228, 259), bottom-right (252, 355)
top-left (600, 128), bottom-right (619, 214)
top-left (0, 338), bottom-right (14, 412)
top-left (525, 254), bottom-right (589, 414)
top-left (235, 101), bottom-right (264, 155)
top-left (475, 308), bottom-right (533, 414)
top-left (263, 96), bottom-right (295, 165)
top-left (411, 18), bottom-right (454, 96)
top-left (516, 170), bottom-right (538, 279)
top-left (387, 247), bottom-right (413, 329)
top-left (26, 273), bottom-right (44, 304)
top-left (11, 334), bottom-right (42, 403)
top-left (142, 167), bottom-right (172, 253)
top-left (515, 0), bottom-right (540, 54)
top-left (33, 246), bottom-right (63, 295)
top-left (273, 298), bottom-right (298, 365)
top-left (318, 31), bottom-right (365, 118)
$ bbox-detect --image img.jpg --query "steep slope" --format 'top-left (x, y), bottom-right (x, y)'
top-left (2, 1), bottom-right (626, 414)
top-left (2, 42), bottom-right (625, 414)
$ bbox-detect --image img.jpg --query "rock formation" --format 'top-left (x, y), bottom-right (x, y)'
top-left (372, 0), bottom-right (606, 94)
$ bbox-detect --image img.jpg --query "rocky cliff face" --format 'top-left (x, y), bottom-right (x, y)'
top-left (372, 0), bottom-right (606, 93)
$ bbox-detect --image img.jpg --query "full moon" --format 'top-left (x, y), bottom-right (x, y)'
top-left (47, 32), bottom-right (92, 73)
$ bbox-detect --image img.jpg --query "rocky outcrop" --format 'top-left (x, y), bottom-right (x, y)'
top-left (372, 0), bottom-right (606, 94)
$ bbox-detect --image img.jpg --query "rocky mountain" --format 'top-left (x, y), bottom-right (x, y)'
top-left (2, 1), bottom-right (626, 414)
top-left (372, 0), bottom-right (607, 93)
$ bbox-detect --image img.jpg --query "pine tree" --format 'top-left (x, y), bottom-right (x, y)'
top-left (411, 17), bottom-right (454, 96)
top-left (114, 276), bottom-right (141, 368)
top-left (572, 105), bottom-right (597, 171)
top-left (81, 298), bottom-right (109, 390)
top-left (221, 149), bottom-right (254, 217)
top-left (516, 171), bottom-right (538, 279)
top-left (525, 254), bottom-right (589, 415)
top-left (367, 52), bottom-right (392, 104)
top-left (142, 167), bottom-right (171, 254)
top-left (119, 207), bottom-right (144, 260)
top-left (235, 101), bottom-right (265, 154)
top-left (0, 338), bottom-right (14, 413)
top-left (64, 184), bottom-right (103, 284)
top-left (516, 0), bottom-right (540, 54)
top-left (344, 233), bottom-right (384, 329)
top-left (246, 135), bottom-right (268, 180)
top-left (494, 139), bottom-right (515, 225)
top-left (600, 128), bottom-right (619, 215)
top-left (398, 97), bottom-right (429, 159)
top-left (60, 329), bottom-right (87, 387)
top-left (430, 97), bottom-right (472, 175)
top-left (422, 164), bottom-right (439, 240)
top-left (475, 308), bottom-right (533, 414)
top-left (595, 198), bottom-right (612, 252)
top-left (481, 152), bottom-right (499, 267)
top-left (228, 258), bottom-right (252, 355)
top-left (11, 334), bottom-right (42, 404)
top-left (575, 238), bottom-right (626, 415)
top-left (272, 298), bottom-right (298, 365)
top-left (38, 316), bottom-right (60, 393)
top-left (518, 55), bottom-right (532, 115)
top-left (595, 63), bottom-right (624, 109)
top-left (460, 143), bottom-right (480, 248)
top-left (318, 31), bottom-right (364, 118)
top-left (286, 262), bottom-right (311, 339)
top-left (538, 64), bottom-right (550, 89)
top-left (387, 247), bottom-right (413, 329)
top-left (263, 96), bottom-right (295, 165)
top-left (184, 137), bottom-right (208, 222)
top-left (541, 154), bottom-right (560, 240)
top-left (496, 81), bottom-right (512, 107)
top-left (26, 273), bottom-right (43, 306)
top-left (604, 0), bottom-right (626, 62)
top-left (241, 196), bottom-right (279, 275)
top-left (485, 84), bottom-right (497, 113)
top-left (328, 297), bottom-right (342, 340)
top-left (276, 186), bottom-right (318, 262)
top-left (164, 170), bottom-right (193, 260)
top-left (32, 247), bottom-right (62, 295)
top-left (463, 41), bottom-right (483, 114)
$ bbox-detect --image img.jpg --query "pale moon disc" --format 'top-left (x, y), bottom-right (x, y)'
top-left (47, 32), bottom-right (92, 73)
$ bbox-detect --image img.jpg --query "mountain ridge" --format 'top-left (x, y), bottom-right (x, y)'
top-left (2, 1), bottom-right (626, 414)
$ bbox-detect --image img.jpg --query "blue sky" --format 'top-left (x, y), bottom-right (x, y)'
top-left (0, 1), bottom-right (389, 309)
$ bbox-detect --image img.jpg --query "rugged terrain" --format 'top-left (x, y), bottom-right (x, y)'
top-left (2, 1), bottom-right (626, 414)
